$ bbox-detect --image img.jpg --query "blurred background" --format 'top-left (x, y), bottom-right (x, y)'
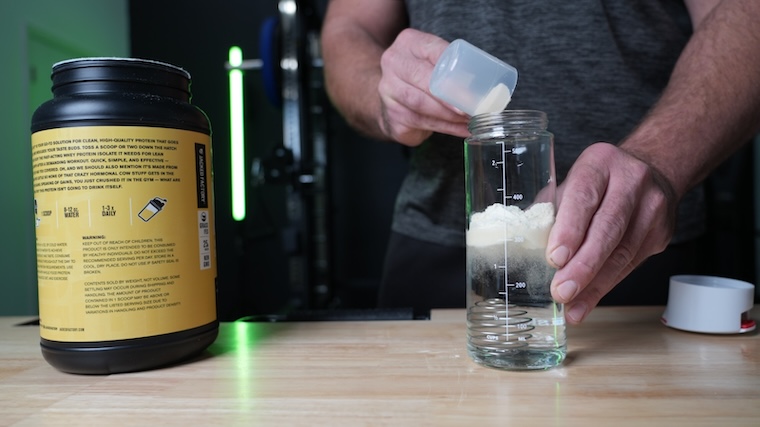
top-left (1, 0), bottom-right (756, 320)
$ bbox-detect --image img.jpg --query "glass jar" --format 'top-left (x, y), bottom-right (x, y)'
top-left (464, 110), bottom-right (565, 370)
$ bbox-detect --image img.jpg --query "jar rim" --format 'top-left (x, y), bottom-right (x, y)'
top-left (49, 57), bottom-right (192, 98)
top-left (468, 109), bottom-right (548, 134)
top-left (53, 57), bottom-right (190, 79)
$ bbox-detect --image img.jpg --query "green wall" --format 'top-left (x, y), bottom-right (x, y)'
top-left (0, 1), bottom-right (129, 315)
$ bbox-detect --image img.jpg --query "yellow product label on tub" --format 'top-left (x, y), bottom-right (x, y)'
top-left (31, 126), bottom-right (217, 342)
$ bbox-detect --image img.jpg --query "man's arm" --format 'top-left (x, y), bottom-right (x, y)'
top-left (622, 0), bottom-right (760, 197)
top-left (547, 0), bottom-right (760, 323)
top-left (321, 0), bottom-right (406, 141)
top-left (321, 0), bottom-right (469, 145)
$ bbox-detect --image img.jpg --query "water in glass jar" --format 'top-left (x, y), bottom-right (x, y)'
top-left (466, 203), bottom-right (566, 370)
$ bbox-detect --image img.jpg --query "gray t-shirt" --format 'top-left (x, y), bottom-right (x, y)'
top-left (394, 0), bottom-right (704, 246)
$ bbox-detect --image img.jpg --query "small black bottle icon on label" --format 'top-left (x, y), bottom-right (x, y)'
top-left (138, 197), bottom-right (167, 222)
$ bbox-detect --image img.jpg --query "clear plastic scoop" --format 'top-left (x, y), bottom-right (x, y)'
top-left (429, 39), bottom-right (518, 116)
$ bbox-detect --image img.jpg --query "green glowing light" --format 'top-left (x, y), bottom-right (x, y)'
top-left (235, 321), bottom-right (252, 400)
top-left (233, 321), bottom-right (268, 401)
top-left (228, 46), bottom-right (246, 221)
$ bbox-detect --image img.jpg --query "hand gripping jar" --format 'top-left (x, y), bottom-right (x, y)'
top-left (31, 58), bottom-right (218, 374)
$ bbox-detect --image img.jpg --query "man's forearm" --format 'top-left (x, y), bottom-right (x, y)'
top-left (321, 0), bottom-right (408, 141)
top-left (620, 0), bottom-right (760, 199)
top-left (322, 24), bottom-right (387, 139)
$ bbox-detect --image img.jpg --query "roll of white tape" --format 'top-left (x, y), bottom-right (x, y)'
top-left (661, 275), bottom-right (755, 334)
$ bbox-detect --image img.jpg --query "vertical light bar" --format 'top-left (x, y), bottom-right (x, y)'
top-left (228, 46), bottom-right (246, 221)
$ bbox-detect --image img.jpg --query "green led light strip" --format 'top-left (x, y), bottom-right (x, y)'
top-left (228, 46), bottom-right (246, 221)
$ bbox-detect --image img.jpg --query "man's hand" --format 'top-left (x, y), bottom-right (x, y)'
top-left (546, 143), bottom-right (678, 324)
top-left (548, 1), bottom-right (760, 324)
top-left (376, 29), bottom-right (469, 146)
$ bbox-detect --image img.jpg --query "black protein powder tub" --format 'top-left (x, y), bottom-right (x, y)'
top-left (30, 58), bottom-right (218, 374)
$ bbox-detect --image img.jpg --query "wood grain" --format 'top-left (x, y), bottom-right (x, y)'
top-left (1, 306), bottom-right (758, 426)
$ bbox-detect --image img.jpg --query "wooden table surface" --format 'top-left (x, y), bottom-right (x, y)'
top-left (1, 306), bottom-right (758, 426)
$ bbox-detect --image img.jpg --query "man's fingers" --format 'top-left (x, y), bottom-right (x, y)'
top-left (376, 30), bottom-right (469, 144)
top-left (548, 143), bottom-right (678, 324)
top-left (547, 144), bottom-right (611, 270)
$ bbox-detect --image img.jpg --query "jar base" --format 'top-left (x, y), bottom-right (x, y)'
top-left (40, 321), bottom-right (218, 375)
top-left (467, 344), bottom-right (566, 370)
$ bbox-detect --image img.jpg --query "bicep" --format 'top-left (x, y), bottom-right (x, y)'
top-left (322, 0), bottom-right (407, 48)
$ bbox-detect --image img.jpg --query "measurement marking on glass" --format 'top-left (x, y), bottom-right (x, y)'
top-left (500, 141), bottom-right (509, 337)
top-left (494, 142), bottom-right (531, 336)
